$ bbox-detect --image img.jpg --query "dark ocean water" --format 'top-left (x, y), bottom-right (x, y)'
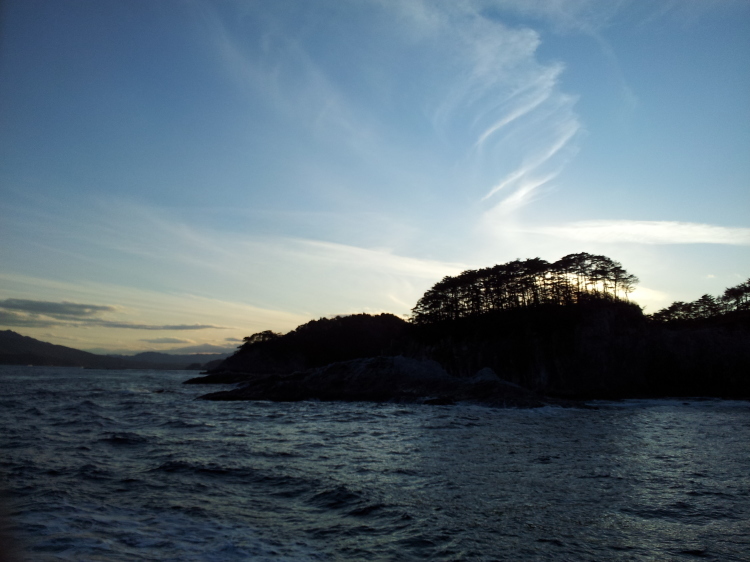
top-left (0, 366), bottom-right (748, 561)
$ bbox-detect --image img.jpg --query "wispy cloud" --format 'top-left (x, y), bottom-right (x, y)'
top-left (389, 1), bottom-right (584, 215)
top-left (522, 220), bottom-right (750, 245)
top-left (481, 112), bottom-right (579, 205)
top-left (5, 196), bottom-right (467, 318)
top-left (0, 271), bottom-right (310, 352)
top-left (194, 0), bottom-right (369, 149)
top-left (493, 0), bottom-right (625, 35)
top-left (0, 298), bottom-right (227, 331)
top-left (290, 239), bottom-right (466, 280)
top-left (473, 65), bottom-right (564, 149)
top-left (194, 0), bottom-right (582, 218)
top-left (485, 172), bottom-right (561, 215)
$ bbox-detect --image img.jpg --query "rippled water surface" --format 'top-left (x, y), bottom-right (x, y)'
top-left (1, 366), bottom-right (749, 560)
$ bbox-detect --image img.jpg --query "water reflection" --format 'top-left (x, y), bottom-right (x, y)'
top-left (613, 401), bottom-right (750, 558)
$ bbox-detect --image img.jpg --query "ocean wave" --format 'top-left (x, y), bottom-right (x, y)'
top-left (2, 366), bottom-right (749, 561)
top-left (100, 432), bottom-right (149, 446)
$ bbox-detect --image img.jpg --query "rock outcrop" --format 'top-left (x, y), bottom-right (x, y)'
top-left (198, 356), bottom-right (581, 408)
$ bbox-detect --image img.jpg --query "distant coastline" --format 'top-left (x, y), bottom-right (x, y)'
top-left (0, 330), bottom-right (227, 371)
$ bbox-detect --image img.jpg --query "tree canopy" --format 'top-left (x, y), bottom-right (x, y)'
top-left (649, 278), bottom-right (750, 324)
top-left (411, 253), bottom-right (638, 325)
top-left (239, 330), bottom-right (282, 348)
top-left (228, 313), bottom-right (409, 371)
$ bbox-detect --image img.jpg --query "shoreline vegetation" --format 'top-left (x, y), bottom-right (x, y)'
top-left (186, 253), bottom-right (750, 406)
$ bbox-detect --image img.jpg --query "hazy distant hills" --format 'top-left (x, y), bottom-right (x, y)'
top-left (106, 351), bottom-right (231, 369)
top-left (0, 330), bottom-right (231, 370)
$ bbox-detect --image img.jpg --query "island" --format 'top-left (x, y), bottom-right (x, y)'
top-left (187, 253), bottom-right (750, 406)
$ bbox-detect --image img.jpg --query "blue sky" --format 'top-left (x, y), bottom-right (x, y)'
top-left (1, 0), bottom-right (748, 353)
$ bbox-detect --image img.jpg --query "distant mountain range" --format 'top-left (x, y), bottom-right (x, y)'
top-left (0, 330), bottom-right (231, 370)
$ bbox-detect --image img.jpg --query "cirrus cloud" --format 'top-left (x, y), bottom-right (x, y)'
top-left (523, 220), bottom-right (750, 245)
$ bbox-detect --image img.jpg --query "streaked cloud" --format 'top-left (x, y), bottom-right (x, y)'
top-left (0, 310), bottom-right (67, 329)
top-left (0, 298), bottom-right (227, 331)
top-left (196, 0), bottom-right (582, 217)
top-left (474, 65), bottom-right (564, 149)
top-left (523, 220), bottom-right (750, 245)
top-left (492, 0), bottom-right (625, 35)
top-left (417, 2), bottom-right (582, 211)
top-left (291, 239), bottom-right (466, 280)
top-left (161, 343), bottom-right (236, 354)
top-left (483, 173), bottom-right (558, 218)
top-left (0, 271), bottom-right (316, 352)
top-left (0, 298), bottom-right (118, 318)
top-left (2, 195), bottom-right (468, 322)
top-left (86, 321), bottom-right (225, 331)
top-left (0, 311), bottom-right (225, 332)
top-left (482, 113), bottom-right (579, 204)
top-left (41, 332), bottom-right (79, 342)
top-left (382, 1), bottom-right (583, 218)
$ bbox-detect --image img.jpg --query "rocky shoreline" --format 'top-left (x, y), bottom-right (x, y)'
top-left (191, 356), bottom-right (589, 408)
top-left (183, 302), bottom-right (750, 406)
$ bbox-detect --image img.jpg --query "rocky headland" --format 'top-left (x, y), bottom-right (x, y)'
top-left (186, 255), bottom-right (750, 407)
top-left (187, 305), bottom-right (750, 406)
top-left (197, 356), bottom-right (584, 408)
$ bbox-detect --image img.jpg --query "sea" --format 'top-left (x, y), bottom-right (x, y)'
top-left (0, 366), bottom-right (748, 561)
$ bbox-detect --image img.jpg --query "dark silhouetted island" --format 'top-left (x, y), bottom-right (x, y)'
top-left (188, 253), bottom-right (750, 406)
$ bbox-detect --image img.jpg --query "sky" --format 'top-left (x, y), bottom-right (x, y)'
top-left (0, 0), bottom-right (748, 354)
